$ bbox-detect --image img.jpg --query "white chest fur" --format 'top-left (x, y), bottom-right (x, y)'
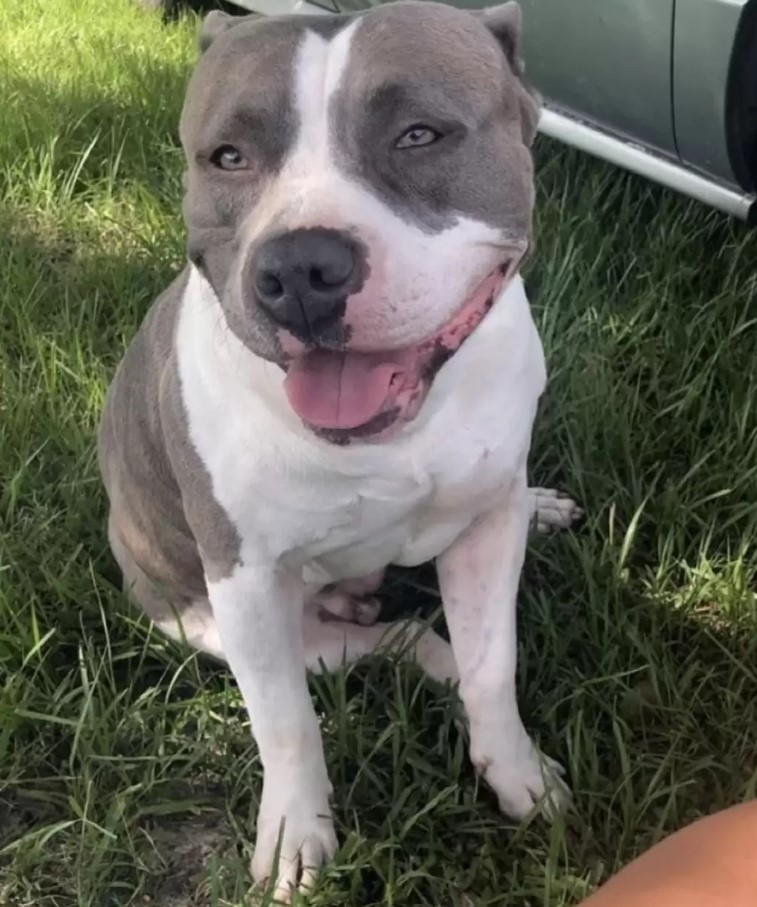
top-left (175, 268), bottom-right (546, 584)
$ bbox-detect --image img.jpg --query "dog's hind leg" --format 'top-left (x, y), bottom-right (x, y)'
top-left (302, 602), bottom-right (458, 684)
top-left (108, 515), bottom-right (226, 660)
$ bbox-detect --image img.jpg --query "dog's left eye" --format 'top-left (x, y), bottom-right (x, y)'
top-left (394, 125), bottom-right (441, 150)
top-left (210, 144), bottom-right (248, 171)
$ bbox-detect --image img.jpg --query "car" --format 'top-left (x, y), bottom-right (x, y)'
top-left (218, 0), bottom-right (757, 223)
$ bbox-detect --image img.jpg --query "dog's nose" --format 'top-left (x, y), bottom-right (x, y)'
top-left (251, 228), bottom-right (357, 338)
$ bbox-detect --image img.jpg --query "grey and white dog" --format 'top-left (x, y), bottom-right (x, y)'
top-left (98, 2), bottom-right (580, 898)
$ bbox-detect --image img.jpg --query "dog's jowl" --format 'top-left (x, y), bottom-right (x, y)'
top-left (98, 1), bottom-right (581, 898)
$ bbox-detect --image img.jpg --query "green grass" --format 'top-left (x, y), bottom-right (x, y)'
top-left (2, 1), bottom-right (757, 904)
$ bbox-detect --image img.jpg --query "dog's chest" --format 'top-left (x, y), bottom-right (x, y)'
top-left (183, 366), bottom-right (532, 584)
top-left (303, 432), bottom-right (519, 579)
top-left (213, 418), bottom-right (519, 583)
top-left (175, 272), bottom-right (544, 580)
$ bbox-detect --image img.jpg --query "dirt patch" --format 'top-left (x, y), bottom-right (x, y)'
top-left (143, 813), bottom-right (235, 907)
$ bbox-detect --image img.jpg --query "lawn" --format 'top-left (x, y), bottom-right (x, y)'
top-left (1, 0), bottom-right (757, 905)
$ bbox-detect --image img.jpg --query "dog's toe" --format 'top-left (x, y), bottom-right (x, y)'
top-left (354, 596), bottom-right (381, 626)
top-left (314, 589), bottom-right (381, 626)
top-left (528, 486), bottom-right (584, 533)
top-left (252, 822), bottom-right (337, 903)
top-left (478, 739), bottom-right (572, 823)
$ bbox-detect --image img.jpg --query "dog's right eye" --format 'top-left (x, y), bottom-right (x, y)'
top-left (210, 145), bottom-right (248, 171)
top-left (394, 125), bottom-right (441, 150)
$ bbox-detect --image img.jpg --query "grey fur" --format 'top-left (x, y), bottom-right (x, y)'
top-left (180, 16), bottom-right (302, 363)
top-left (99, 270), bottom-right (241, 615)
top-left (198, 10), bottom-right (240, 53)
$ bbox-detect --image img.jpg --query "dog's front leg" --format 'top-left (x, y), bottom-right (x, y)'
top-left (437, 475), bottom-right (571, 820)
top-left (208, 564), bottom-right (336, 899)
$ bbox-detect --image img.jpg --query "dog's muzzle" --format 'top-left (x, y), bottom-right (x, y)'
top-left (283, 252), bottom-right (524, 444)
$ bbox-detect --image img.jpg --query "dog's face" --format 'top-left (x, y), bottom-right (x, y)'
top-left (180, 1), bottom-right (539, 442)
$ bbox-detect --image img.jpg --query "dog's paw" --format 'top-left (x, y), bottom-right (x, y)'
top-left (314, 589), bottom-right (381, 626)
top-left (528, 486), bottom-right (583, 534)
top-left (351, 596), bottom-right (382, 626)
top-left (476, 737), bottom-right (572, 822)
top-left (252, 781), bottom-right (338, 902)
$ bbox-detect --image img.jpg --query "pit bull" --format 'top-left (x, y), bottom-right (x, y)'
top-left (98, 2), bottom-right (580, 898)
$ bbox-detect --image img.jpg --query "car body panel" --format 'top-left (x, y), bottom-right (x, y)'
top-left (459, 0), bottom-right (676, 157)
top-left (673, 0), bottom-right (748, 183)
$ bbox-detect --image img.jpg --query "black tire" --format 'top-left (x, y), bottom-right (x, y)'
top-left (138, 0), bottom-right (238, 14)
top-left (137, 0), bottom-right (184, 16)
top-left (726, 0), bottom-right (757, 196)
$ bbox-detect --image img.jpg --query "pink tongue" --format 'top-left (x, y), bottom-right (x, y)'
top-left (284, 350), bottom-right (402, 430)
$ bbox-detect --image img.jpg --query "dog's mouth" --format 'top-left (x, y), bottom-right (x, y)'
top-left (284, 257), bottom-right (520, 443)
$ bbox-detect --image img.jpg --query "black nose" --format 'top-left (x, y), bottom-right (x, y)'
top-left (251, 228), bottom-right (359, 339)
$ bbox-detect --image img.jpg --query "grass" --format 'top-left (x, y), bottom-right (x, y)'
top-left (1, 0), bottom-right (757, 904)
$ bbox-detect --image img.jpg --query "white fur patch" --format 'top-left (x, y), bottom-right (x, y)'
top-left (289, 23), bottom-right (359, 179)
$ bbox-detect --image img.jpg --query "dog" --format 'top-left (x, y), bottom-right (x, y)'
top-left (98, 1), bottom-right (580, 898)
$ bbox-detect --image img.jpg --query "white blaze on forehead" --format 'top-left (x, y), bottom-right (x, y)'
top-left (242, 21), bottom-right (360, 236)
top-left (286, 22), bottom-right (360, 187)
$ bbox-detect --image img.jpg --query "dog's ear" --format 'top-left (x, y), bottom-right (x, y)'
top-left (480, 2), bottom-right (541, 146)
top-left (480, 2), bottom-right (525, 76)
top-left (199, 10), bottom-right (239, 53)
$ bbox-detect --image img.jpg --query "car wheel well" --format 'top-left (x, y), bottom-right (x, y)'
top-left (726, 0), bottom-right (757, 191)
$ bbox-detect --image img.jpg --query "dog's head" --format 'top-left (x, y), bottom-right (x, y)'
top-left (180, 1), bottom-right (539, 442)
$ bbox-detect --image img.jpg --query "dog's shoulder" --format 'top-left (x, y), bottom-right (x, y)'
top-left (98, 269), bottom-right (188, 485)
